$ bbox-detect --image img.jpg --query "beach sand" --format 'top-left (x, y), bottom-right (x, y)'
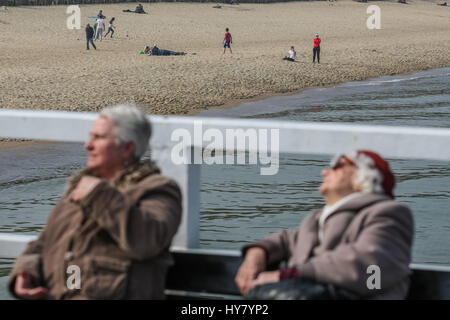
top-left (0, 1), bottom-right (449, 118)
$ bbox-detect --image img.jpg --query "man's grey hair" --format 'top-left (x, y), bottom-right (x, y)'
top-left (100, 104), bottom-right (151, 159)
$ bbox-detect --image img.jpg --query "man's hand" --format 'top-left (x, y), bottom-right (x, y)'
top-left (14, 271), bottom-right (48, 300)
top-left (235, 247), bottom-right (267, 295)
top-left (71, 176), bottom-right (102, 203)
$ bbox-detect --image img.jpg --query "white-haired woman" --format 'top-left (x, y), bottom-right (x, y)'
top-left (236, 150), bottom-right (414, 299)
top-left (9, 105), bottom-right (182, 300)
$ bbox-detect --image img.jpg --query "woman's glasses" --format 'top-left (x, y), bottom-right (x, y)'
top-left (331, 156), bottom-right (356, 170)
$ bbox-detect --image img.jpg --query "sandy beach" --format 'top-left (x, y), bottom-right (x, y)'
top-left (0, 1), bottom-right (449, 118)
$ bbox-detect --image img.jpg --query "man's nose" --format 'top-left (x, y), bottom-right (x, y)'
top-left (321, 169), bottom-right (330, 177)
top-left (84, 139), bottom-right (93, 150)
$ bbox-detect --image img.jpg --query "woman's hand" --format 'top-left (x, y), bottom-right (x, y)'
top-left (235, 247), bottom-right (267, 295)
top-left (248, 270), bottom-right (280, 289)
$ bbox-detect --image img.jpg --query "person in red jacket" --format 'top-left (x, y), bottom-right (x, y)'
top-left (313, 33), bottom-right (321, 64)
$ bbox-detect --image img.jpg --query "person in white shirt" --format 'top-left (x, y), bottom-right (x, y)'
top-left (95, 17), bottom-right (105, 41)
top-left (283, 46), bottom-right (296, 62)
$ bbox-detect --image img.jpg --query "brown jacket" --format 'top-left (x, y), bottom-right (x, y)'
top-left (246, 193), bottom-right (414, 299)
top-left (8, 161), bottom-right (182, 299)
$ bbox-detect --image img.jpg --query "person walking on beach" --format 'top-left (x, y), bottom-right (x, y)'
top-left (95, 16), bottom-right (105, 41)
top-left (236, 150), bottom-right (414, 299)
top-left (8, 105), bottom-right (182, 300)
top-left (283, 46), bottom-right (296, 62)
top-left (104, 17), bottom-right (116, 38)
top-left (223, 28), bottom-right (232, 54)
top-left (85, 23), bottom-right (96, 51)
top-left (313, 33), bottom-right (321, 64)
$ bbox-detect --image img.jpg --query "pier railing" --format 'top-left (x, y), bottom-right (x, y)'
top-left (1, 109), bottom-right (450, 266)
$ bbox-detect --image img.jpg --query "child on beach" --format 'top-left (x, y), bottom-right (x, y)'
top-left (283, 46), bottom-right (296, 62)
top-left (223, 28), bottom-right (232, 54)
top-left (104, 17), bottom-right (115, 38)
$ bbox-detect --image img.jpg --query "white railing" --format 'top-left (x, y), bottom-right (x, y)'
top-left (1, 109), bottom-right (450, 259)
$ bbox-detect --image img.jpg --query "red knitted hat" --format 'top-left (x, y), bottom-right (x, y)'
top-left (355, 150), bottom-right (395, 198)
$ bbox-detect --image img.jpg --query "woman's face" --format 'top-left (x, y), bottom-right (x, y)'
top-left (84, 117), bottom-right (134, 179)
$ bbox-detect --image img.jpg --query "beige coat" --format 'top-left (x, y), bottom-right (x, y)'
top-left (247, 193), bottom-right (414, 299)
top-left (8, 161), bottom-right (182, 299)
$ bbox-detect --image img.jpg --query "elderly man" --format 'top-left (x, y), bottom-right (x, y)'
top-left (8, 105), bottom-right (182, 299)
top-left (235, 150), bottom-right (414, 299)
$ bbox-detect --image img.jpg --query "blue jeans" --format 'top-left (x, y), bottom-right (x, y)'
top-left (86, 38), bottom-right (96, 50)
top-left (159, 49), bottom-right (176, 56)
top-left (104, 27), bottom-right (114, 37)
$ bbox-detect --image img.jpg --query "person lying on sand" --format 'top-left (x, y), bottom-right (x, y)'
top-left (144, 45), bottom-right (186, 56)
top-left (437, 2), bottom-right (447, 6)
top-left (123, 4), bottom-right (147, 14)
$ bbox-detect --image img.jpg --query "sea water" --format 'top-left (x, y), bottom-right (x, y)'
top-left (1, 67), bottom-right (449, 299)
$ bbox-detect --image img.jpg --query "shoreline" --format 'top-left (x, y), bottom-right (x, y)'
top-left (0, 139), bottom-right (55, 150)
top-left (2, 64), bottom-right (449, 150)
top-left (188, 64), bottom-right (450, 116)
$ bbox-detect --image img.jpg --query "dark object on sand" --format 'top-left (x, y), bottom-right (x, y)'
top-left (123, 4), bottom-right (146, 14)
top-left (437, 2), bottom-right (447, 6)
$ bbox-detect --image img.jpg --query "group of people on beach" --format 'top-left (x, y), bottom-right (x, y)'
top-left (85, 10), bottom-right (116, 50)
top-left (283, 33), bottom-right (321, 64)
top-left (8, 104), bottom-right (414, 300)
top-left (86, 19), bottom-right (321, 64)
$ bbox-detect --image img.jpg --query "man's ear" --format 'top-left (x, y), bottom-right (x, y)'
top-left (124, 141), bottom-right (136, 159)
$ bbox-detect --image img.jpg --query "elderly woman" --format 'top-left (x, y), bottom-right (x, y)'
top-left (236, 150), bottom-right (414, 299)
top-left (8, 105), bottom-right (182, 299)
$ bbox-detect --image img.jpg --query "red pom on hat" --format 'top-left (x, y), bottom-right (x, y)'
top-left (356, 150), bottom-right (395, 198)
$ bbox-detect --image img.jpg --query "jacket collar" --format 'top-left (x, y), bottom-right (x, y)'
top-left (331, 192), bottom-right (391, 214)
top-left (314, 192), bottom-right (391, 224)
top-left (65, 161), bottom-right (160, 196)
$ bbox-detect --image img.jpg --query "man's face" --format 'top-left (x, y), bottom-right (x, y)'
top-left (319, 156), bottom-right (359, 199)
top-left (84, 117), bottom-right (128, 179)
